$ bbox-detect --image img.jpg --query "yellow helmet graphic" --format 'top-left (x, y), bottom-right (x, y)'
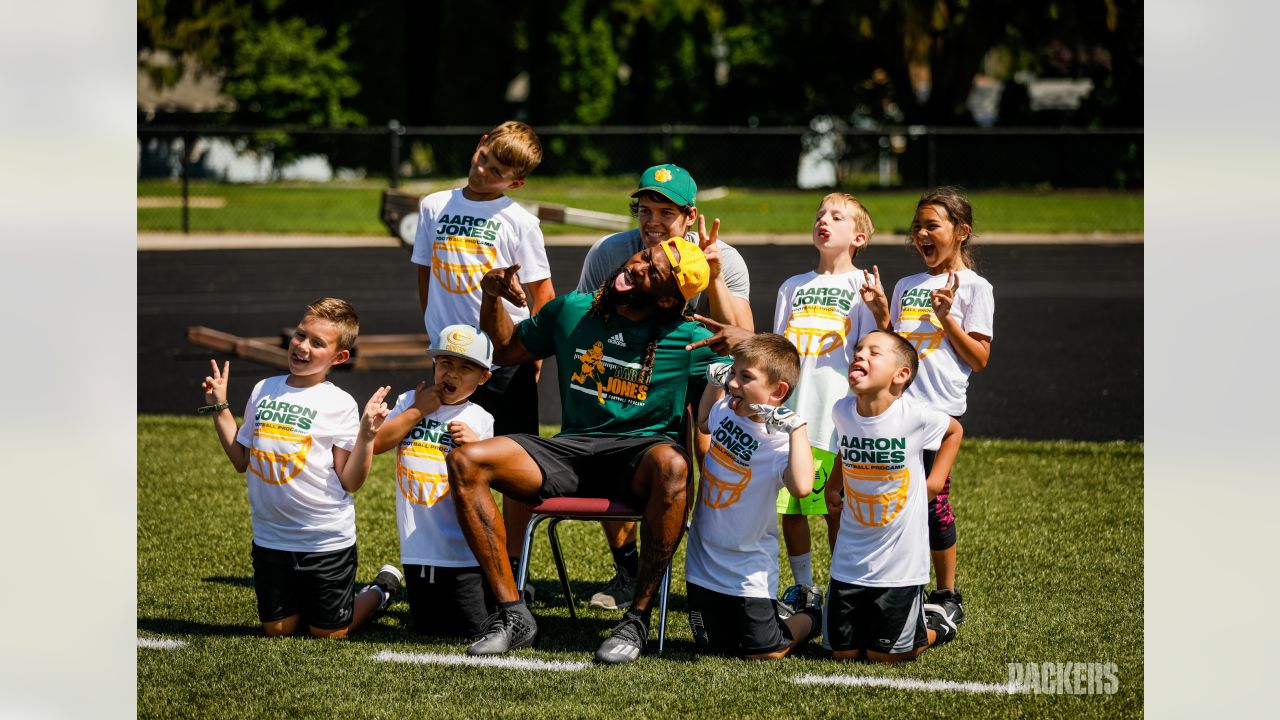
top-left (397, 443), bottom-right (450, 506)
top-left (784, 305), bottom-right (851, 357)
top-left (431, 236), bottom-right (498, 295)
top-left (248, 424), bottom-right (313, 485)
top-left (842, 464), bottom-right (911, 527)
top-left (896, 307), bottom-right (944, 359)
top-left (700, 442), bottom-right (753, 509)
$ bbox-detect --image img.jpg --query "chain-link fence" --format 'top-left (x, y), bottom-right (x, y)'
top-left (137, 124), bottom-right (1142, 234)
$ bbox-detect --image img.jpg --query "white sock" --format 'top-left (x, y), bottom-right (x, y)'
top-left (788, 552), bottom-right (814, 587)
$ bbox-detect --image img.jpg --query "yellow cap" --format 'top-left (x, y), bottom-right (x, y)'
top-left (659, 237), bottom-right (710, 301)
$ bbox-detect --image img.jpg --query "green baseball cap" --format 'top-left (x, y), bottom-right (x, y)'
top-left (632, 164), bottom-right (697, 207)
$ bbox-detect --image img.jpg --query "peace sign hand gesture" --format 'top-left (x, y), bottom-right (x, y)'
top-left (202, 359), bottom-right (231, 404)
top-left (859, 265), bottom-right (890, 328)
top-left (697, 215), bottom-right (723, 279)
top-left (360, 385), bottom-right (392, 439)
top-left (930, 272), bottom-right (959, 320)
top-left (685, 313), bottom-right (753, 355)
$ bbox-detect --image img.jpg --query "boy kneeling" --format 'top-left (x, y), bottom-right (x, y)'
top-left (685, 334), bottom-right (820, 659)
top-left (825, 330), bottom-right (962, 662)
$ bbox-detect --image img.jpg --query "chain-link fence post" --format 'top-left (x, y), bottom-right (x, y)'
top-left (181, 132), bottom-right (192, 234)
top-left (388, 119), bottom-right (403, 188)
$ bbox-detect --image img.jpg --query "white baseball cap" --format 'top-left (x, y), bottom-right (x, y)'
top-left (427, 324), bottom-right (494, 368)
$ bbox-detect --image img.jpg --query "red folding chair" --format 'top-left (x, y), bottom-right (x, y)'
top-left (514, 496), bottom-right (674, 654)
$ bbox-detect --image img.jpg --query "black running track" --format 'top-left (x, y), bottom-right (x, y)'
top-left (139, 242), bottom-right (1142, 441)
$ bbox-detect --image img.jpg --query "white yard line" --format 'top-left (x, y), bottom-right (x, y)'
top-left (372, 650), bottom-right (589, 672)
top-left (137, 637), bottom-right (188, 650)
top-left (792, 673), bottom-right (1016, 694)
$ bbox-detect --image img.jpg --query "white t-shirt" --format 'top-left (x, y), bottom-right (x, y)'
top-left (889, 269), bottom-right (995, 416)
top-left (685, 397), bottom-right (792, 598)
top-left (773, 270), bottom-right (877, 454)
top-left (234, 376), bottom-right (359, 553)
top-left (828, 395), bottom-right (949, 587)
top-left (387, 393), bottom-right (494, 567)
top-left (410, 189), bottom-right (551, 354)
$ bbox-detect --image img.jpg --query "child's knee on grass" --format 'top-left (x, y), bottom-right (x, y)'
top-left (262, 615), bottom-right (300, 637)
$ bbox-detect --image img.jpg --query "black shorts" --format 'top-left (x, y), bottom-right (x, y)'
top-left (404, 564), bottom-right (495, 638)
top-left (686, 582), bottom-right (792, 657)
top-left (469, 362), bottom-right (539, 436)
top-left (824, 579), bottom-right (927, 655)
top-left (506, 434), bottom-right (681, 502)
top-left (250, 543), bottom-right (357, 629)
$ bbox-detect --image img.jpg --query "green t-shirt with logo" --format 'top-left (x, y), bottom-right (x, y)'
top-left (517, 291), bottom-right (728, 442)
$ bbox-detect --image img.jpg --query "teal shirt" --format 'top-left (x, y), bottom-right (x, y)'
top-left (517, 291), bottom-right (728, 442)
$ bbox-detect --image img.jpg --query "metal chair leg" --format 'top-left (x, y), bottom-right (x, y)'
top-left (657, 560), bottom-right (672, 654)
top-left (516, 514), bottom-right (549, 597)
top-left (546, 517), bottom-right (576, 619)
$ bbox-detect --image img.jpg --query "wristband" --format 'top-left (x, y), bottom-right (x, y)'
top-left (197, 402), bottom-right (230, 414)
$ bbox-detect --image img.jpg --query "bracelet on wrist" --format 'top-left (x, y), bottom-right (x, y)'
top-left (197, 402), bottom-right (230, 414)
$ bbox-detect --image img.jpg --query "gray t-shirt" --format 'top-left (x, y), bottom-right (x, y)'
top-left (575, 228), bottom-right (751, 311)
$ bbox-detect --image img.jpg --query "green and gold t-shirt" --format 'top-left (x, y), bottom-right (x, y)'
top-left (518, 291), bottom-right (728, 441)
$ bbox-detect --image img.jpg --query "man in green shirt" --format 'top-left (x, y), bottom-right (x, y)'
top-left (449, 237), bottom-right (724, 664)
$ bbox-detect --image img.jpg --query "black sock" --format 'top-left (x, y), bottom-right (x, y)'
top-left (625, 606), bottom-right (652, 629)
top-left (612, 542), bottom-right (639, 577)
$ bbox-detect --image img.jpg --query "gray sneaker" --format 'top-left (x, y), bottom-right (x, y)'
top-left (594, 613), bottom-right (648, 664)
top-left (588, 566), bottom-right (635, 610)
top-left (466, 606), bottom-right (538, 656)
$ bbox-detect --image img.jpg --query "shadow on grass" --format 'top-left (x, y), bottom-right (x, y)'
top-left (203, 575), bottom-right (253, 589)
top-left (138, 616), bottom-right (259, 638)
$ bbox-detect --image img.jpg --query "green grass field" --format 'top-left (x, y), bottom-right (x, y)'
top-left (138, 416), bottom-right (1143, 718)
top-left (137, 177), bottom-right (1144, 236)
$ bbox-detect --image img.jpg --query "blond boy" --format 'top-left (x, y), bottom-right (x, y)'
top-left (772, 193), bottom-right (878, 599)
top-left (200, 297), bottom-right (400, 638)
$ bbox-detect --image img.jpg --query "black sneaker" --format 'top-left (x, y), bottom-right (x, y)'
top-left (364, 565), bottom-right (404, 611)
top-left (466, 606), bottom-right (538, 656)
top-left (923, 604), bottom-right (958, 645)
top-left (594, 613), bottom-right (648, 664)
top-left (588, 566), bottom-right (635, 611)
top-left (926, 587), bottom-right (965, 626)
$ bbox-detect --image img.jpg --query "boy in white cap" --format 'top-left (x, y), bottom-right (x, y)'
top-left (372, 324), bottom-right (497, 639)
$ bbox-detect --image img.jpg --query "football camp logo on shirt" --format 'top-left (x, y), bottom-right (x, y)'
top-left (700, 415), bottom-right (760, 509)
top-left (568, 340), bottom-right (650, 406)
top-left (431, 214), bottom-right (504, 295)
top-left (838, 434), bottom-right (910, 527)
top-left (784, 286), bottom-right (857, 356)
top-left (896, 287), bottom-right (944, 359)
top-left (396, 418), bottom-right (458, 506)
top-left (247, 399), bottom-right (318, 485)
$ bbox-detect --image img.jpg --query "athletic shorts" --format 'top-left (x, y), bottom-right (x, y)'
top-left (250, 543), bottom-right (357, 629)
top-left (823, 579), bottom-right (927, 655)
top-left (404, 564), bottom-right (495, 638)
top-left (469, 362), bottom-right (539, 437)
top-left (686, 582), bottom-right (792, 657)
top-left (506, 434), bottom-right (681, 502)
top-left (777, 447), bottom-right (836, 515)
